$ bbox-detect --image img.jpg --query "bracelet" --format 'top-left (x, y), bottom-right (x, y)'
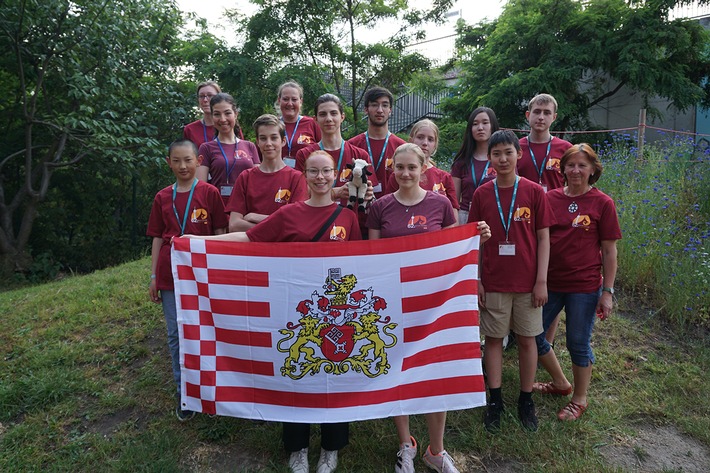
top-left (602, 287), bottom-right (614, 294)
top-left (150, 274), bottom-right (157, 280)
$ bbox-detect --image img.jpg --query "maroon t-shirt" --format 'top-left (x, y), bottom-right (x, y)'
top-left (367, 191), bottom-right (456, 238)
top-left (388, 166), bottom-right (460, 210)
top-left (247, 202), bottom-right (362, 242)
top-left (282, 115), bottom-right (321, 161)
top-left (518, 136), bottom-right (572, 191)
top-left (147, 181), bottom-right (228, 290)
top-left (469, 177), bottom-right (555, 293)
top-left (451, 158), bottom-right (497, 211)
top-left (198, 139), bottom-right (260, 204)
top-left (183, 119), bottom-right (216, 148)
top-left (546, 187), bottom-right (622, 293)
top-left (225, 166), bottom-right (308, 215)
top-left (349, 132), bottom-right (406, 197)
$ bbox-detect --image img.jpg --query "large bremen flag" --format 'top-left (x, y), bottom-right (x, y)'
top-left (171, 224), bottom-right (485, 423)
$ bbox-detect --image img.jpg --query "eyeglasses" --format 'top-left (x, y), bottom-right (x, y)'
top-left (198, 94), bottom-right (215, 100)
top-left (305, 167), bottom-right (335, 178)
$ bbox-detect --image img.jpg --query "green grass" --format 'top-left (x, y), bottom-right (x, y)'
top-left (1, 258), bottom-right (709, 471)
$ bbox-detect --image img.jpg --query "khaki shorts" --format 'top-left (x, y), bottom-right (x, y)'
top-left (480, 292), bottom-right (543, 338)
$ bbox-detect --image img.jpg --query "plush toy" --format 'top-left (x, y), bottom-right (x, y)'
top-left (345, 159), bottom-right (371, 212)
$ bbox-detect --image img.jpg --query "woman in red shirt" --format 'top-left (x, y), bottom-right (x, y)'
top-left (532, 144), bottom-right (621, 421)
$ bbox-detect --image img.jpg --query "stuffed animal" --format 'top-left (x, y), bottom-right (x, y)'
top-left (345, 159), bottom-right (371, 212)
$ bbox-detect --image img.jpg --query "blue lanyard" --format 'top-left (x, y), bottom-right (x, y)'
top-left (471, 160), bottom-right (490, 189)
top-left (494, 176), bottom-right (520, 242)
top-left (201, 120), bottom-right (208, 143)
top-left (365, 131), bottom-right (390, 172)
top-left (319, 140), bottom-right (345, 188)
top-left (215, 137), bottom-right (240, 184)
top-left (172, 179), bottom-right (197, 236)
top-left (283, 115), bottom-right (302, 157)
top-left (528, 136), bottom-right (553, 183)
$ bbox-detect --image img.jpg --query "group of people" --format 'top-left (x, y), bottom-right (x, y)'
top-left (147, 82), bottom-right (621, 473)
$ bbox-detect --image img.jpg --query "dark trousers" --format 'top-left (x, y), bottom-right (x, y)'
top-left (282, 422), bottom-right (349, 452)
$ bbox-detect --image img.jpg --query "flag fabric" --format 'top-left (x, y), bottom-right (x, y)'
top-left (171, 224), bottom-right (485, 423)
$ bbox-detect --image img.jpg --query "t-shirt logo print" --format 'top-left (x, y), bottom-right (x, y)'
top-left (432, 182), bottom-right (446, 194)
top-left (276, 270), bottom-right (397, 379)
top-left (190, 208), bottom-right (209, 224)
top-left (513, 207), bottom-right (532, 223)
top-left (339, 168), bottom-right (352, 183)
top-left (274, 188), bottom-right (292, 203)
top-left (407, 215), bottom-right (427, 229)
top-left (546, 158), bottom-right (561, 171)
top-left (297, 134), bottom-right (314, 144)
top-left (330, 225), bottom-right (347, 241)
top-left (572, 214), bottom-right (591, 230)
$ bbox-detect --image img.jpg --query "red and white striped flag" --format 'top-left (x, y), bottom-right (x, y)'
top-left (171, 225), bottom-right (485, 423)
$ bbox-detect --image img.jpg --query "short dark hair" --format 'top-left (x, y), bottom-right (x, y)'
top-left (363, 87), bottom-right (394, 108)
top-left (168, 139), bottom-right (198, 157)
top-left (488, 130), bottom-right (520, 155)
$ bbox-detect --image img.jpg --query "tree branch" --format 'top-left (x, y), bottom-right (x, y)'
top-left (587, 79), bottom-right (627, 110)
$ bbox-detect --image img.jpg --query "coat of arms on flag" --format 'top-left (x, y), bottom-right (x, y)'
top-left (172, 225), bottom-right (486, 423)
top-left (278, 270), bottom-right (396, 379)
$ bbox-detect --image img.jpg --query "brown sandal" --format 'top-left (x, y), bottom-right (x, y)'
top-left (558, 401), bottom-right (588, 421)
top-left (532, 381), bottom-right (573, 396)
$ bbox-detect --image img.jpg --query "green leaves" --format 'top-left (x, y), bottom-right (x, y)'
top-left (447, 0), bottom-right (710, 129)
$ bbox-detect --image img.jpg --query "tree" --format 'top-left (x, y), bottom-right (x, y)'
top-left (445, 0), bottom-right (710, 129)
top-left (0, 0), bottom-right (187, 274)
top-left (236, 0), bottom-right (454, 130)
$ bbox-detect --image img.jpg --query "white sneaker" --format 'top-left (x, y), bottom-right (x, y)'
top-left (288, 447), bottom-right (308, 473)
top-left (395, 436), bottom-right (417, 473)
top-left (422, 446), bottom-right (460, 473)
top-left (316, 448), bottom-right (338, 473)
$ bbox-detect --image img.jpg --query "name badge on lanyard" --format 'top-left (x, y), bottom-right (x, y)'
top-left (283, 115), bottom-right (302, 165)
top-left (529, 136), bottom-right (552, 193)
top-left (494, 176), bottom-right (519, 256)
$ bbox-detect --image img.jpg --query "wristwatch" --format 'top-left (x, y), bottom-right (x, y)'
top-left (602, 287), bottom-right (614, 294)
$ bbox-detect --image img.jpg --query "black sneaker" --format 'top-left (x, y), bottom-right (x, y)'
top-left (518, 399), bottom-right (538, 431)
top-left (484, 402), bottom-right (504, 432)
top-left (175, 405), bottom-right (196, 422)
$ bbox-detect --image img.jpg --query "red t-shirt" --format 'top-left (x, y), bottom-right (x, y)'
top-left (348, 132), bottom-right (406, 197)
top-left (387, 166), bottom-right (460, 210)
top-left (451, 158), bottom-right (497, 211)
top-left (367, 191), bottom-right (456, 238)
top-left (247, 202), bottom-right (362, 242)
top-left (517, 136), bottom-right (572, 191)
top-left (198, 139), bottom-right (261, 204)
top-left (546, 187), bottom-right (622, 293)
top-left (225, 166), bottom-right (308, 215)
top-left (282, 115), bottom-right (321, 161)
top-left (469, 177), bottom-right (555, 293)
top-left (183, 119), bottom-right (216, 148)
top-left (146, 181), bottom-right (228, 290)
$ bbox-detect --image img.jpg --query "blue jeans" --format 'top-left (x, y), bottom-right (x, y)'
top-left (535, 289), bottom-right (601, 367)
top-left (161, 289), bottom-right (181, 396)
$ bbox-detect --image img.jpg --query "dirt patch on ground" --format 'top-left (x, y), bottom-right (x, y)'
top-left (599, 423), bottom-right (710, 472)
top-left (183, 443), bottom-right (271, 472)
top-left (82, 406), bottom-right (150, 438)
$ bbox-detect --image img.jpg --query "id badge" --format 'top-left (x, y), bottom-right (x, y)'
top-left (284, 157), bottom-right (296, 168)
top-left (542, 185), bottom-right (548, 193)
top-left (498, 242), bottom-right (516, 256)
top-left (373, 183), bottom-right (382, 193)
top-left (220, 185), bottom-right (233, 197)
